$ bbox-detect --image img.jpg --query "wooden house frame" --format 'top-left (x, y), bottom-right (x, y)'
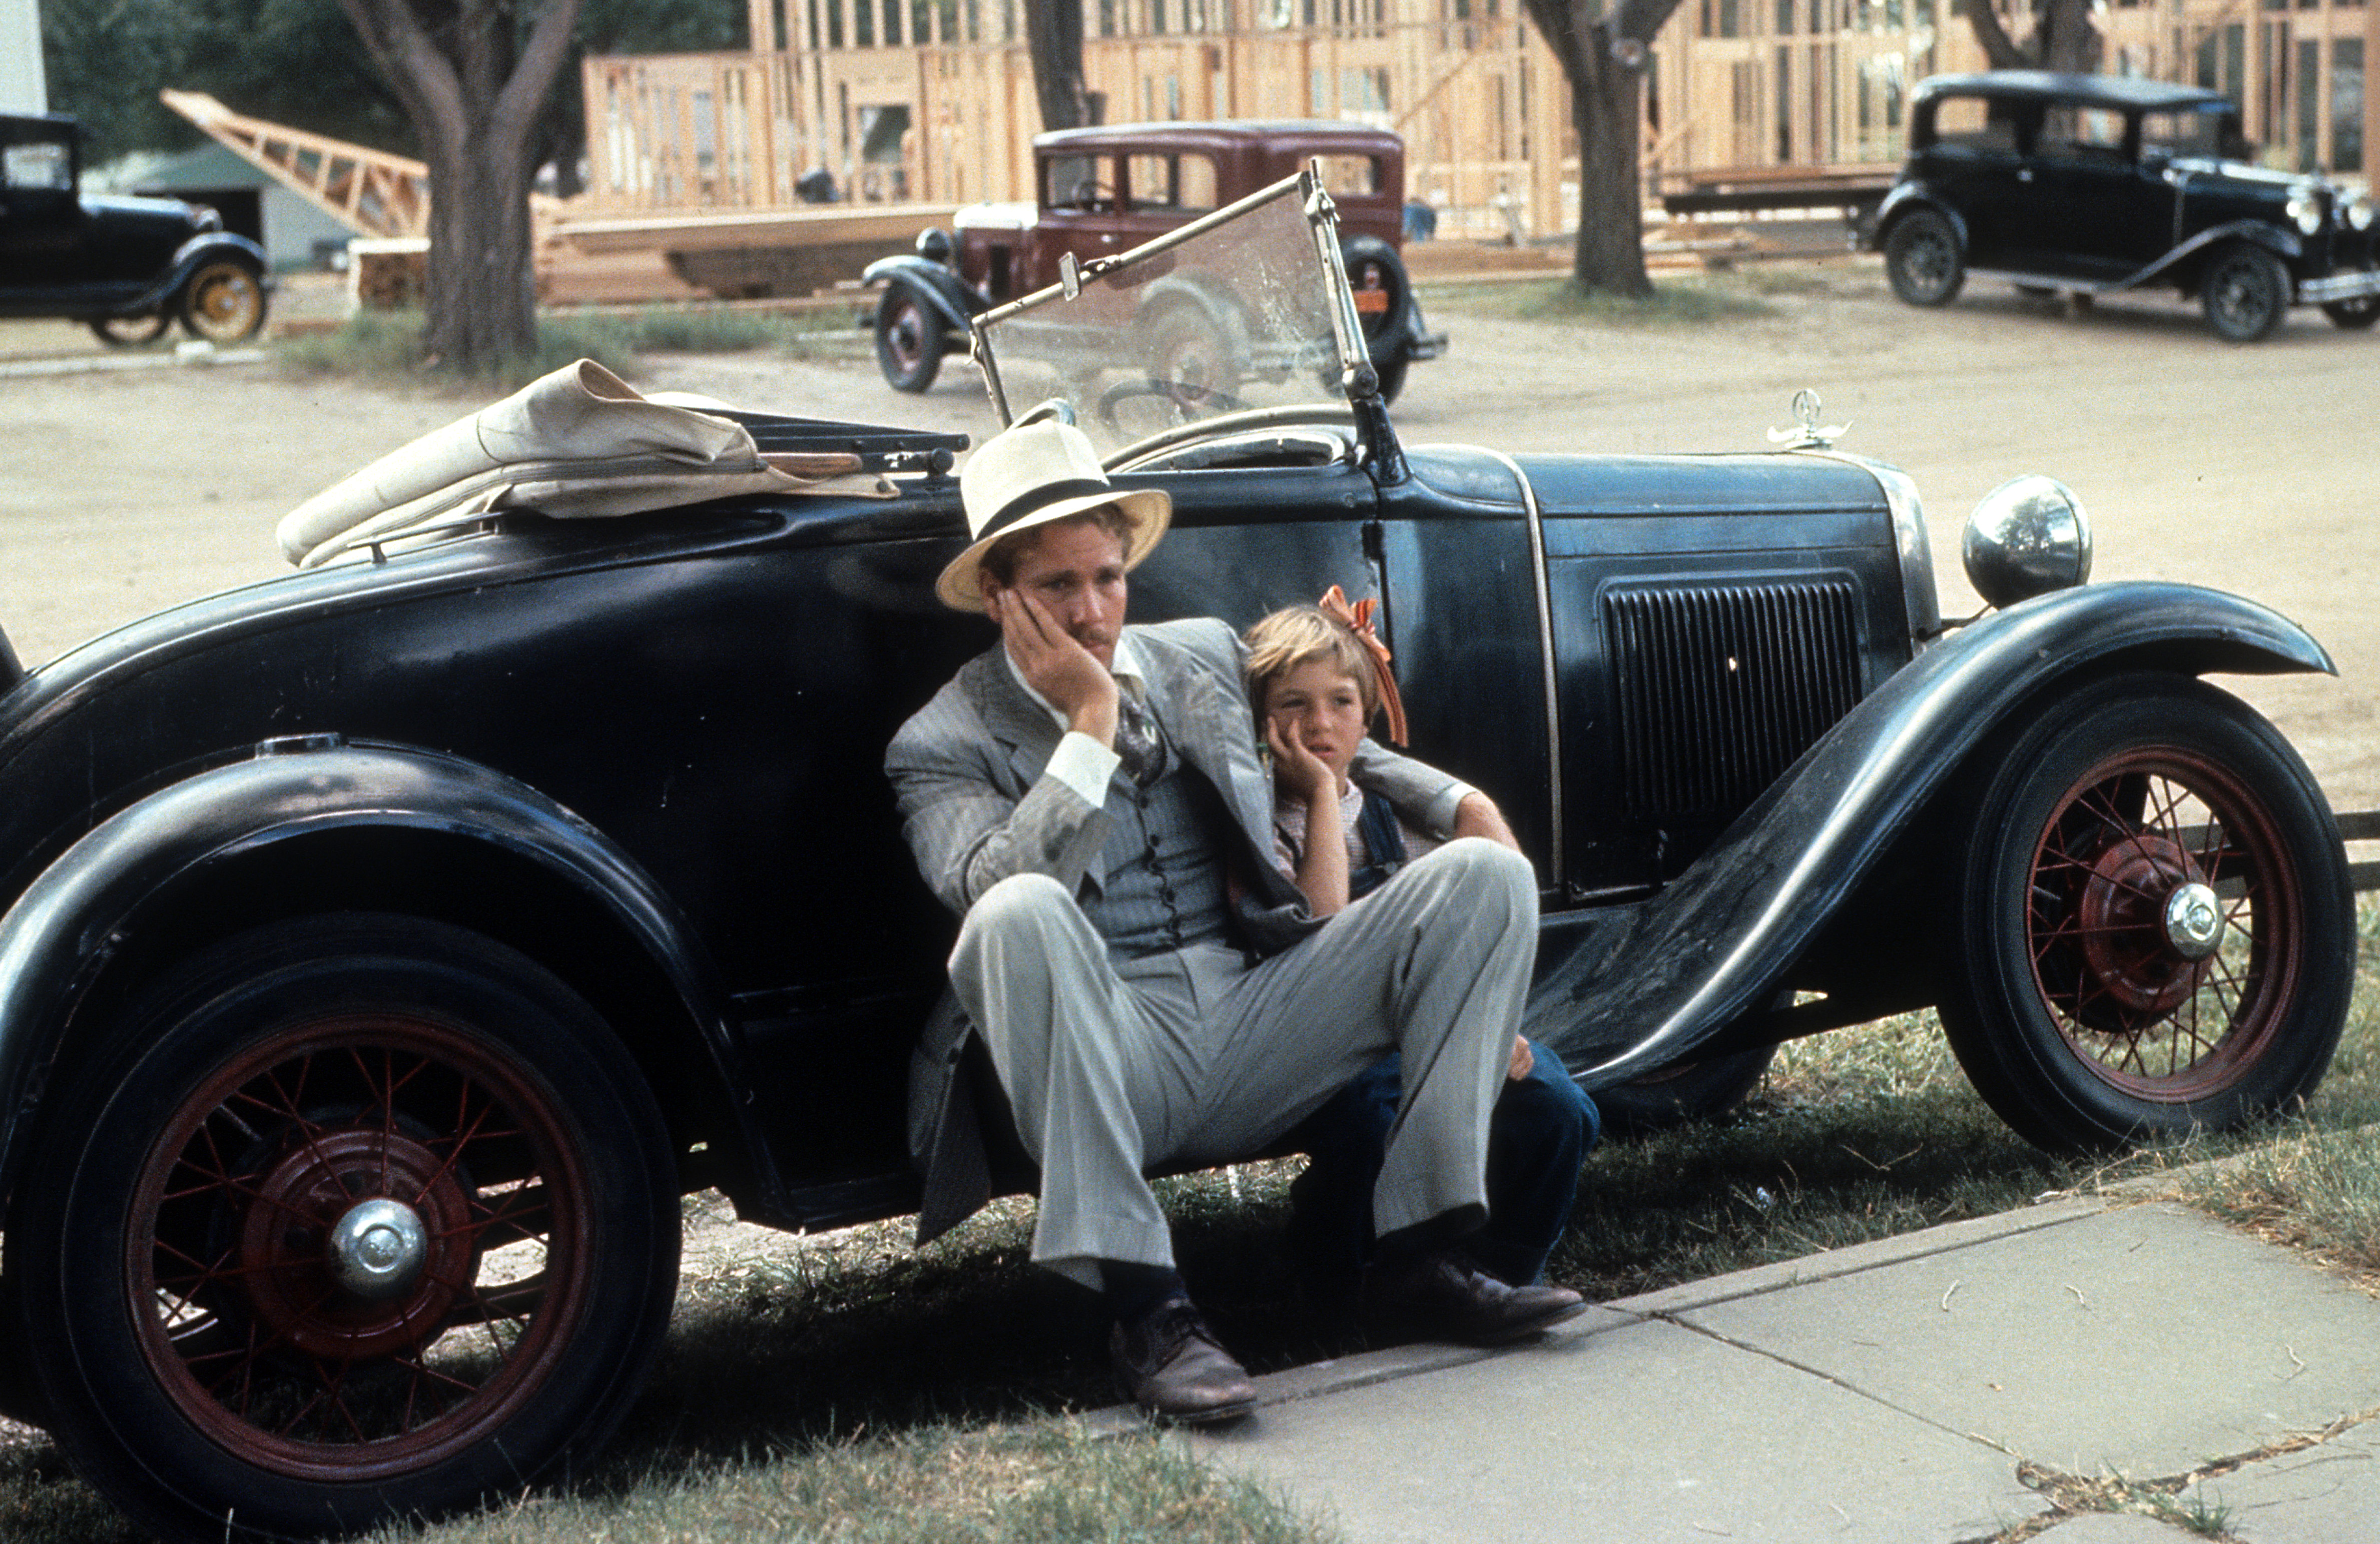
top-left (578, 0), bottom-right (2377, 236)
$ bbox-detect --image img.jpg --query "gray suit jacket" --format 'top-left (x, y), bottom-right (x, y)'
top-left (885, 616), bottom-right (1466, 1241)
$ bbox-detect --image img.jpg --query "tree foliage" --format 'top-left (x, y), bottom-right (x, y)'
top-left (38, 0), bottom-right (741, 172)
top-left (41, 0), bottom-right (410, 163)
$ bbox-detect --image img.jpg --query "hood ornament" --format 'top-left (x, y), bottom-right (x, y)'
top-left (1767, 389), bottom-right (1849, 450)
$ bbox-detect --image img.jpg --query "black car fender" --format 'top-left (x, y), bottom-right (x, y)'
top-left (2134, 219), bottom-right (2305, 290)
top-left (1532, 579), bottom-right (2333, 1088)
top-left (1870, 183), bottom-right (1969, 252)
top-left (862, 255), bottom-right (979, 334)
top-left (0, 739), bottom-right (779, 1214)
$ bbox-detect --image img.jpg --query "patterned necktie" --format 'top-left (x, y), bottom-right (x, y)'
top-left (1113, 684), bottom-right (1168, 788)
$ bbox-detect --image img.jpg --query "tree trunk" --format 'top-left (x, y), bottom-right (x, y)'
top-left (1569, 37), bottom-right (1651, 297)
top-left (1967, 0), bottom-right (2100, 73)
top-left (1522, 0), bottom-right (1670, 297)
top-left (1025, 0), bottom-right (1091, 131)
top-left (339, 0), bottom-right (583, 374)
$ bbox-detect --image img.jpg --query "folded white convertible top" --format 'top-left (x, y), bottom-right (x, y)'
top-left (277, 358), bottom-right (889, 569)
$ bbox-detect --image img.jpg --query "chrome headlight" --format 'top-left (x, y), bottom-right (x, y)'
top-left (2287, 187), bottom-right (2325, 235)
top-left (1963, 475), bottom-right (2092, 609)
top-left (2346, 192), bottom-right (2375, 232)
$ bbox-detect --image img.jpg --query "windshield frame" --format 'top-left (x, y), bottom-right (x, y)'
top-left (967, 163), bottom-right (1392, 463)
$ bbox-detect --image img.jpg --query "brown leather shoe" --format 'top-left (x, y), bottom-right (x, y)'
top-left (1109, 1296), bottom-right (1258, 1424)
top-left (1363, 1250), bottom-right (1589, 1347)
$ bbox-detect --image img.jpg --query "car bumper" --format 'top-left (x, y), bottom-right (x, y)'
top-left (2301, 268), bottom-right (2380, 304)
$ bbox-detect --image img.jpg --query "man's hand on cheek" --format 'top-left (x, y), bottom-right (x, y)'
top-left (991, 587), bottom-right (1120, 745)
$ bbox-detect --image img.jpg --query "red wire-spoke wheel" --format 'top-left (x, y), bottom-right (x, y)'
top-left (133, 1016), bottom-right (587, 1474)
top-left (15, 916), bottom-right (678, 1542)
top-left (1941, 673), bottom-right (2352, 1153)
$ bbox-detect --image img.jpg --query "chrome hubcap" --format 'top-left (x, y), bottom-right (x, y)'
top-left (327, 1197), bottom-right (430, 1301)
top-left (2163, 881), bottom-right (2225, 961)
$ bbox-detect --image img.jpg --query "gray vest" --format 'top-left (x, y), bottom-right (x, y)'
top-left (1081, 758), bottom-right (1234, 960)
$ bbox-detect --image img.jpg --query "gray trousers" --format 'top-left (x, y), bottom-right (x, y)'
top-left (946, 837), bottom-right (1538, 1289)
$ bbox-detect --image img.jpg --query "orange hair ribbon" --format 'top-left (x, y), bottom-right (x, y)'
top-left (1318, 583), bottom-right (1408, 747)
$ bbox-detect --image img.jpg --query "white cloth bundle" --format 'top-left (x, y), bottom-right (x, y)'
top-left (277, 358), bottom-right (885, 568)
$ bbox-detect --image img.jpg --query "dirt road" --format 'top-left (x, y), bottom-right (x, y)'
top-left (5, 259), bottom-right (2378, 814)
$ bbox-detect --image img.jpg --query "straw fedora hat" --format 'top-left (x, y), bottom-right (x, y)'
top-left (937, 416), bottom-right (1171, 610)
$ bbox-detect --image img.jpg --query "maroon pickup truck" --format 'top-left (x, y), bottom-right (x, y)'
top-left (863, 119), bottom-right (1443, 399)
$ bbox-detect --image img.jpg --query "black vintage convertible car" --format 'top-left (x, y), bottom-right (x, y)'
top-left (0, 169), bottom-right (2351, 1540)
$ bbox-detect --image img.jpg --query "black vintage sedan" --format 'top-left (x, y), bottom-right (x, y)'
top-left (1873, 71), bottom-right (2380, 341)
top-left (0, 170), bottom-right (2351, 1540)
top-left (1, 111), bottom-right (270, 345)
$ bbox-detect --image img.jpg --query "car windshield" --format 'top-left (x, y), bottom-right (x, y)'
top-left (970, 170), bottom-right (1364, 458)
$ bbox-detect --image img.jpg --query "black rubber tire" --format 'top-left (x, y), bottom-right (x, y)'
top-left (1370, 348), bottom-right (1411, 404)
top-left (1937, 673), bottom-right (2351, 1154)
top-left (2320, 294), bottom-right (2380, 330)
top-left (874, 283), bottom-right (944, 392)
top-left (89, 312), bottom-right (171, 346)
top-left (12, 914), bottom-right (680, 1542)
top-left (1884, 210), bottom-right (1965, 307)
top-left (2201, 245), bottom-right (2291, 343)
top-left (178, 259), bottom-right (268, 343)
top-left (1342, 242), bottom-right (1408, 347)
top-left (1593, 1046), bottom-right (1778, 1138)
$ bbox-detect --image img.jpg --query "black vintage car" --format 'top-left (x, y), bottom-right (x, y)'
top-left (0, 170), bottom-right (2352, 1540)
top-left (1, 111), bottom-right (270, 345)
top-left (1873, 72), bottom-right (2380, 341)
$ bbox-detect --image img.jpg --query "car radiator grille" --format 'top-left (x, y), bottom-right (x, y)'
top-left (1605, 577), bottom-right (1864, 824)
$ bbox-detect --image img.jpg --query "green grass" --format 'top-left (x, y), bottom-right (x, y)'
top-left (1417, 273), bottom-right (1778, 327)
top-left (358, 1424), bottom-right (1320, 1544)
top-left (273, 305), bottom-right (862, 391)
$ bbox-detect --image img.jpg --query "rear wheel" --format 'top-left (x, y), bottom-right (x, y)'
top-left (90, 312), bottom-right (171, 346)
top-left (1884, 210), bottom-right (1965, 307)
top-left (874, 284), bottom-right (944, 392)
top-left (14, 915), bottom-right (679, 1542)
top-left (178, 259), bottom-right (268, 343)
top-left (1938, 674), bottom-right (2351, 1153)
top-left (2320, 294), bottom-right (2380, 330)
top-left (2201, 245), bottom-right (2290, 342)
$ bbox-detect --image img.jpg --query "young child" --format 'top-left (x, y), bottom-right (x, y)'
top-left (1242, 600), bottom-right (1599, 1298)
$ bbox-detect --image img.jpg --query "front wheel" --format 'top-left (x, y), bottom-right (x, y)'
top-left (2201, 245), bottom-right (2290, 342)
top-left (1884, 210), bottom-right (1965, 307)
top-left (179, 259), bottom-right (268, 343)
top-left (13, 915), bottom-right (680, 1541)
top-left (1938, 674), bottom-right (2352, 1154)
top-left (2320, 294), bottom-right (2380, 330)
top-left (874, 284), bottom-right (944, 392)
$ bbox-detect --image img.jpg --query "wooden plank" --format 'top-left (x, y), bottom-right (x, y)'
top-left (2333, 809), bottom-right (2380, 842)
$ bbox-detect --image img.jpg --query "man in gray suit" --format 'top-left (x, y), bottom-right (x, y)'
top-left (886, 414), bottom-right (1583, 1422)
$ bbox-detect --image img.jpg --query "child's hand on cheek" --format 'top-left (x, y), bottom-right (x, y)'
top-left (1266, 716), bottom-right (1336, 805)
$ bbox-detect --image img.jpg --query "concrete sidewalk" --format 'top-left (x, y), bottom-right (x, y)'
top-left (1157, 1194), bottom-right (2380, 1543)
